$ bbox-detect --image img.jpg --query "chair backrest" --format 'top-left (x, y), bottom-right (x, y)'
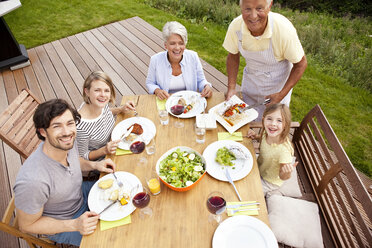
top-left (0, 88), bottom-right (41, 159)
top-left (0, 196), bottom-right (57, 248)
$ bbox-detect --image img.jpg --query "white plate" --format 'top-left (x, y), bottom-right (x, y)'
top-left (203, 140), bottom-right (253, 182)
top-left (209, 95), bottom-right (258, 134)
top-left (166, 90), bottom-right (207, 118)
top-left (212, 215), bottom-right (278, 248)
top-left (111, 117), bottom-right (156, 150)
top-left (88, 172), bottom-right (142, 221)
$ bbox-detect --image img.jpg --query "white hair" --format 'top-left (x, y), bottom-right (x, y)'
top-left (240, 0), bottom-right (272, 6)
top-left (162, 21), bottom-right (188, 45)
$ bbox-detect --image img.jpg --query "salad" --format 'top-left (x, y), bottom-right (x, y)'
top-left (158, 148), bottom-right (205, 188)
top-left (215, 147), bottom-right (236, 167)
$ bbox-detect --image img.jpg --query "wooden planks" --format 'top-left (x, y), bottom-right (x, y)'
top-left (0, 16), bottom-right (229, 247)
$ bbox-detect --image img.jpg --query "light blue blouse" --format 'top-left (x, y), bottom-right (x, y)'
top-left (146, 49), bottom-right (211, 94)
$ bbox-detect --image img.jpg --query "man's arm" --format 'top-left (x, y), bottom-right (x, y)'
top-left (225, 52), bottom-right (240, 100)
top-left (17, 207), bottom-right (99, 235)
top-left (266, 55), bottom-right (307, 104)
top-left (79, 157), bottom-right (116, 173)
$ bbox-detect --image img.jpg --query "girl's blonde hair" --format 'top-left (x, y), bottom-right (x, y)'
top-left (261, 103), bottom-right (292, 143)
top-left (83, 71), bottom-right (115, 104)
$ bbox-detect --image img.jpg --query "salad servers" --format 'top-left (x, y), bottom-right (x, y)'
top-left (225, 168), bottom-right (242, 201)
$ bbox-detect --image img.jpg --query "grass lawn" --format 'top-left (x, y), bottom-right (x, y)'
top-left (4, 0), bottom-right (372, 177)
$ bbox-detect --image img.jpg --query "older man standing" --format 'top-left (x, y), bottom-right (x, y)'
top-left (224, 0), bottom-right (307, 120)
top-left (13, 99), bottom-right (116, 246)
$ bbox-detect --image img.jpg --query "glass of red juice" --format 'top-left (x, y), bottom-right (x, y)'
top-left (206, 191), bottom-right (226, 224)
top-left (132, 187), bottom-right (152, 218)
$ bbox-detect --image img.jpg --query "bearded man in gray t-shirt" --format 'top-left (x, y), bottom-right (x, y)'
top-left (13, 99), bottom-right (116, 246)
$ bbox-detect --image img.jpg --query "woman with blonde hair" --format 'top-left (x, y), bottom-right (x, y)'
top-left (77, 71), bottom-right (135, 161)
top-left (146, 21), bottom-right (213, 100)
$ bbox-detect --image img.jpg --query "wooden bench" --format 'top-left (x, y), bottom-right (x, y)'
top-left (250, 104), bottom-right (372, 247)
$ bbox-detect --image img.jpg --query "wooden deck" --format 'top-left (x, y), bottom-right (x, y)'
top-left (0, 16), bottom-right (231, 247)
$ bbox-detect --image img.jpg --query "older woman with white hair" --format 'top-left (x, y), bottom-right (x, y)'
top-left (146, 21), bottom-right (213, 100)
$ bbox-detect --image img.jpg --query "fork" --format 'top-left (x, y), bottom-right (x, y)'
top-left (225, 168), bottom-right (242, 201)
top-left (229, 207), bottom-right (260, 215)
top-left (113, 172), bottom-right (123, 188)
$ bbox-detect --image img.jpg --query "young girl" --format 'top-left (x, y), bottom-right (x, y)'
top-left (77, 71), bottom-right (136, 161)
top-left (247, 103), bottom-right (297, 195)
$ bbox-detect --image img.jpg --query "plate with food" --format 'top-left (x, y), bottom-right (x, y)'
top-left (212, 215), bottom-right (277, 248)
top-left (209, 95), bottom-right (258, 134)
top-left (156, 146), bottom-right (206, 192)
top-left (166, 91), bottom-right (207, 118)
top-left (203, 140), bottom-right (253, 182)
top-left (111, 117), bottom-right (156, 150)
top-left (88, 171), bottom-right (142, 221)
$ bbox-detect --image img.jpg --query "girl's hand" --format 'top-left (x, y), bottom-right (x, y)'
top-left (154, 89), bottom-right (170, 100)
top-left (279, 162), bottom-right (298, 180)
top-left (105, 140), bottom-right (120, 155)
top-left (247, 129), bottom-right (258, 140)
top-left (201, 85), bottom-right (213, 98)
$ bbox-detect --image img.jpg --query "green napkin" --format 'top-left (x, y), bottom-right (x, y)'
top-left (115, 148), bottom-right (132, 156)
top-left (227, 201), bottom-right (259, 216)
top-left (156, 98), bottom-right (167, 111)
top-left (100, 215), bottom-right (131, 231)
top-left (218, 132), bottom-right (243, 141)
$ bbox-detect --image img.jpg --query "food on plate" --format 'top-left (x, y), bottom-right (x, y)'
top-left (183, 103), bottom-right (194, 114)
top-left (126, 133), bottom-right (137, 142)
top-left (120, 197), bottom-right (128, 205)
top-left (217, 102), bottom-right (248, 127)
top-left (178, 98), bottom-right (187, 106)
top-left (223, 103), bottom-right (246, 117)
top-left (171, 105), bottom-right (185, 115)
top-left (98, 179), bottom-right (114, 189)
top-left (158, 149), bottom-right (205, 188)
top-left (215, 147), bottom-right (236, 167)
top-left (109, 189), bottom-right (119, 201)
top-left (128, 123), bottom-right (143, 135)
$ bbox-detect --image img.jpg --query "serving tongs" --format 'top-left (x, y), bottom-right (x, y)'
top-left (238, 98), bottom-right (271, 112)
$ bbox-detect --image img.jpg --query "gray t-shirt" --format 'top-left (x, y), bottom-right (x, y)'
top-left (14, 142), bottom-right (83, 219)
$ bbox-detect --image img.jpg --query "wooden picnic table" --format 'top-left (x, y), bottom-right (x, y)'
top-left (80, 92), bottom-right (269, 248)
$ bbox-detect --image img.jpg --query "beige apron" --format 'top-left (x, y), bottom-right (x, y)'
top-left (237, 16), bottom-right (293, 121)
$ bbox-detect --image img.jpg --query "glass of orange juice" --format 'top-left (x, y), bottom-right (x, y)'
top-left (146, 171), bottom-right (161, 196)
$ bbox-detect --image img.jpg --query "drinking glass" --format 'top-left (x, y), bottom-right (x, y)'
top-left (158, 110), bottom-right (169, 125)
top-left (145, 135), bottom-right (156, 155)
top-left (194, 123), bottom-right (206, 144)
top-left (130, 136), bottom-right (147, 166)
top-left (171, 104), bottom-right (184, 128)
top-left (206, 191), bottom-right (226, 225)
top-left (132, 187), bottom-right (152, 218)
top-left (146, 171), bottom-right (161, 196)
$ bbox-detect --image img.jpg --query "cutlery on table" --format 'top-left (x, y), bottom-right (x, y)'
top-left (225, 168), bottom-right (242, 201)
top-left (229, 208), bottom-right (260, 215)
top-left (113, 172), bottom-right (123, 188)
top-left (226, 202), bottom-right (260, 209)
top-left (120, 126), bottom-right (134, 142)
top-left (98, 200), bottom-right (119, 215)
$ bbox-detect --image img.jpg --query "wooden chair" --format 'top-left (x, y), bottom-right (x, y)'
top-left (0, 196), bottom-right (57, 248)
top-left (0, 88), bottom-right (41, 159)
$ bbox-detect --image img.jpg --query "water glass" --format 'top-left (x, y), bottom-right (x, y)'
top-left (158, 110), bottom-right (169, 125)
top-left (194, 124), bottom-right (206, 144)
top-left (145, 137), bottom-right (156, 155)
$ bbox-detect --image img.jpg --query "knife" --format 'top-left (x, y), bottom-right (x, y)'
top-left (120, 126), bottom-right (134, 141)
top-left (226, 202), bottom-right (260, 209)
top-left (98, 200), bottom-right (119, 215)
top-left (240, 98), bottom-right (271, 112)
top-left (225, 169), bottom-right (242, 201)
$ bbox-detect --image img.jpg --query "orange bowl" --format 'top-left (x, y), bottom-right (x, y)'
top-left (156, 146), bottom-right (206, 192)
